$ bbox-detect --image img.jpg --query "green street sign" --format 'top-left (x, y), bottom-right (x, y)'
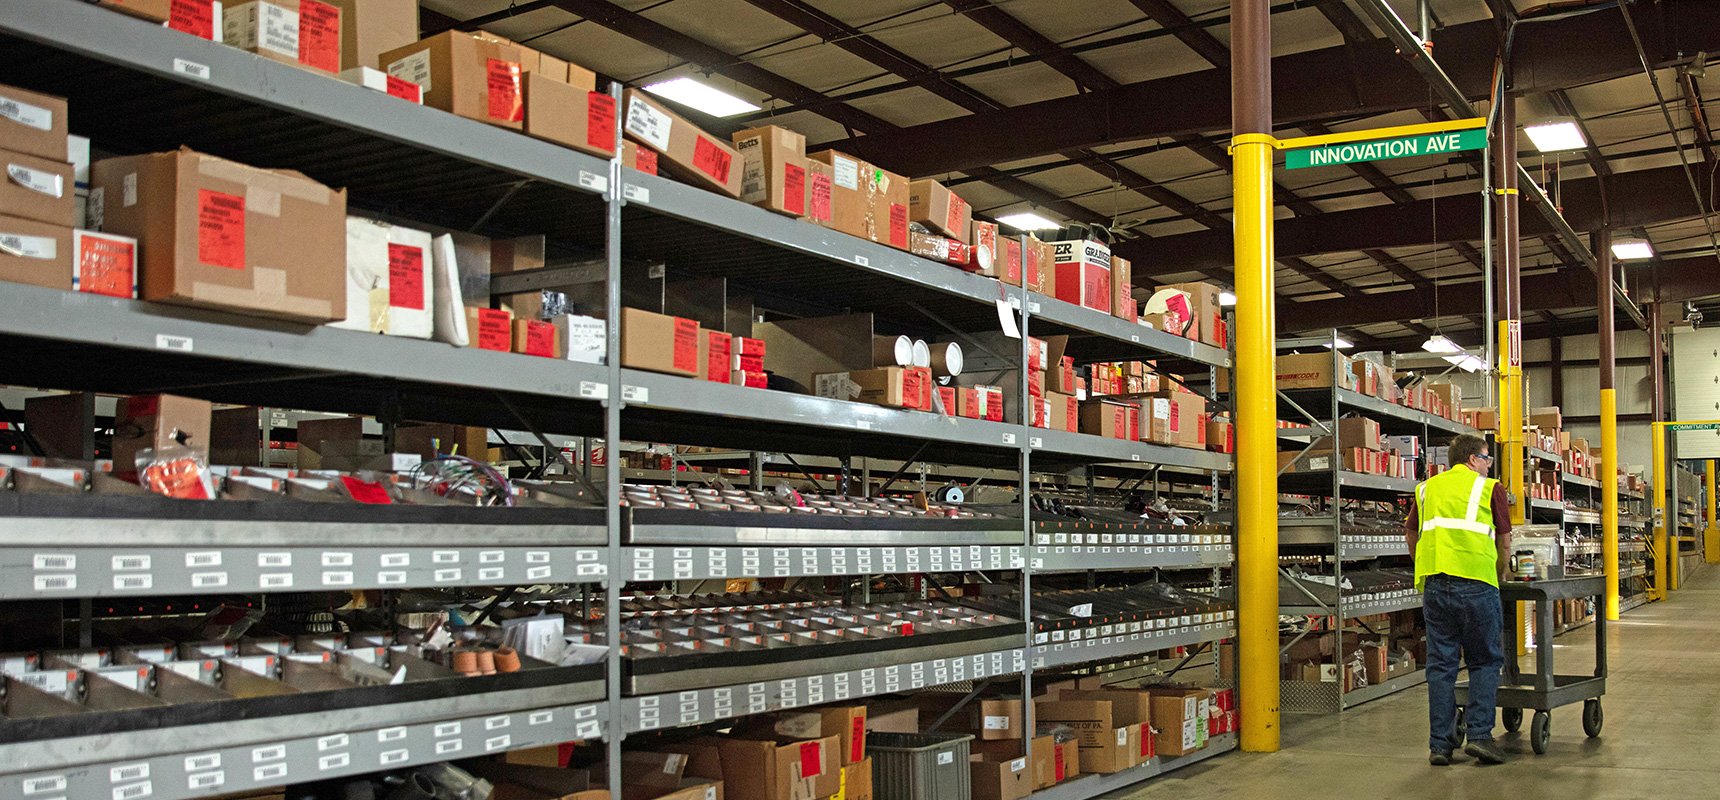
top-left (1669, 422), bottom-right (1720, 432)
top-left (1286, 127), bottom-right (1486, 169)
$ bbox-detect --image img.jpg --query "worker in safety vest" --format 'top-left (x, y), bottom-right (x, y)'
top-left (1406, 432), bottom-right (1513, 766)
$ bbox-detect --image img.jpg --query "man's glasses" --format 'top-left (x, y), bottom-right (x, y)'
top-left (1476, 453), bottom-right (1494, 462)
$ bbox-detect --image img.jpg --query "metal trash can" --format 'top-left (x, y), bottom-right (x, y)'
top-left (867, 731), bottom-right (974, 800)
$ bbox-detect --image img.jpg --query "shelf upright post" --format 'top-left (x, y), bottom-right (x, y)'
top-left (1595, 229), bottom-right (1621, 619)
top-left (1015, 236), bottom-right (1035, 761)
top-left (602, 82), bottom-right (625, 791)
top-left (1232, 0), bottom-right (1281, 751)
top-left (1328, 334), bottom-right (1345, 710)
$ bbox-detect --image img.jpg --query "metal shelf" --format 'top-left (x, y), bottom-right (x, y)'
top-left (624, 544), bottom-right (1025, 582)
top-left (1278, 387), bottom-right (1475, 437)
top-left (1565, 508), bottom-right (1601, 524)
top-left (1030, 732), bottom-right (1236, 800)
top-left (1527, 447), bottom-right (1562, 464)
top-left (1279, 470), bottom-right (1418, 499)
top-left (1343, 668), bottom-right (1428, 708)
top-left (1563, 473), bottom-right (1601, 489)
top-left (1030, 541), bottom-right (1232, 573)
top-left (3, 685), bottom-right (605, 800)
top-left (1278, 519), bottom-right (1408, 559)
top-left (622, 647), bottom-right (1025, 733)
top-left (1530, 498), bottom-right (1566, 515)
top-left (1281, 590), bottom-right (1421, 617)
top-left (1034, 616), bottom-right (1235, 669)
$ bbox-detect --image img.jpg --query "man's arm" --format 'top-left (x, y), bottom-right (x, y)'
top-left (1405, 495), bottom-right (1419, 564)
top-left (1493, 484), bottom-right (1513, 581)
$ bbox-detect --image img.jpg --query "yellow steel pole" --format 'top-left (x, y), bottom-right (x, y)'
top-left (1601, 388), bottom-right (1621, 618)
top-left (1652, 423), bottom-right (1668, 600)
top-left (1233, 130), bottom-right (1280, 754)
top-left (1497, 320), bottom-right (1528, 652)
top-left (1705, 460), bottom-right (1718, 564)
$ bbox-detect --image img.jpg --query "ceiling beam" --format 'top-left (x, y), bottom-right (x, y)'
top-left (1122, 162), bottom-right (1716, 271)
top-left (823, 2), bottom-right (1720, 177)
top-left (942, 0), bottom-right (1116, 93)
top-left (1681, 71), bottom-right (1717, 168)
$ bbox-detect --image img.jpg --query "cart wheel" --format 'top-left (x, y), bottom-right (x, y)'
top-left (1531, 711), bottom-right (1551, 754)
top-left (1503, 708), bottom-right (1523, 733)
top-left (1452, 708), bottom-right (1466, 748)
top-left (1583, 699), bottom-right (1603, 738)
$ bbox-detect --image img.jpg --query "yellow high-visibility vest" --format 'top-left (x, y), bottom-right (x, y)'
top-left (1414, 464), bottom-right (1500, 590)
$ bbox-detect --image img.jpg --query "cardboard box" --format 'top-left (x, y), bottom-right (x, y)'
top-left (225, 1), bottom-right (344, 74)
top-left (1110, 255), bottom-right (1135, 321)
top-left (1051, 238), bottom-right (1111, 312)
top-left (1335, 417), bottom-right (1383, 451)
top-left (834, 758), bottom-right (872, 800)
top-left (621, 307), bottom-right (700, 377)
top-left (1, 148), bottom-right (74, 226)
top-left (800, 157), bottom-right (833, 228)
top-left (970, 754), bottom-right (1032, 800)
top-left (710, 735), bottom-right (840, 800)
top-left (701, 329), bottom-right (733, 383)
top-left (863, 699), bottom-right (918, 734)
top-left (1206, 414), bottom-right (1234, 454)
top-left (0, 83), bottom-right (69, 164)
top-left (621, 780), bottom-right (724, 800)
top-left (1276, 352), bottom-right (1356, 391)
top-left (916, 696), bottom-right (1023, 741)
top-left (1026, 236), bottom-right (1054, 295)
top-left (466, 306), bottom-right (513, 351)
top-left (91, 148), bottom-right (346, 322)
top-left (95, 1), bottom-right (224, 40)
top-left (322, 0), bottom-right (416, 71)
top-left (512, 318), bottom-right (560, 358)
top-left (623, 89), bottom-right (742, 197)
top-left (1278, 449), bottom-right (1336, 474)
top-left (334, 216), bottom-right (434, 338)
top-left (1531, 406), bottom-right (1563, 434)
top-left (908, 179), bottom-right (971, 243)
top-left (1058, 739), bottom-right (1080, 782)
top-left (113, 394), bottom-right (213, 470)
top-left (756, 705), bottom-right (867, 766)
top-left (625, 139), bottom-right (659, 174)
top-left (1146, 686), bottom-right (1208, 757)
top-left (0, 213), bottom-right (72, 291)
top-left (525, 73), bottom-right (618, 159)
top-left (1155, 281), bottom-right (1225, 346)
top-left (1045, 391), bottom-right (1077, 433)
top-left (382, 32), bottom-right (526, 129)
top-left (1080, 400), bottom-right (1132, 440)
top-left (1161, 390), bottom-right (1206, 449)
top-left (815, 367), bottom-right (933, 411)
top-left (735, 126), bottom-right (807, 216)
top-left (808, 150), bottom-right (908, 250)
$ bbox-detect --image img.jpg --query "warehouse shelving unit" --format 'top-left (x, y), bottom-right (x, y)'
top-left (0, 4), bottom-right (1240, 798)
top-left (1271, 335), bottom-right (1478, 713)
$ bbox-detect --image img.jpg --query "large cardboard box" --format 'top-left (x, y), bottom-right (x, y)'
top-left (711, 735), bottom-right (840, 800)
top-left (1080, 400), bottom-right (1132, 440)
top-left (0, 213), bottom-right (72, 290)
top-left (1051, 238), bottom-right (1111, 312)
top-left (1277, 449), bottom-right (1336, 474)
top-left (624, 89), bottom-right (742, 197)
top-left (91, 148), bottom-right (346, 322)
top-left (833, 757), bottom-right (872, 800)
top-left (735, 126), bottom-right (808, 217)
top-left (1145, 687), bottom-right (1209, 757)
top-left (1276, 352), bottom-right (1357, 391)
top-left (1332, 417), bottom-right (1383, 451)
top-left (799, 157), bottom-right (833, 228)
top-left (0, 83), bottom-right (69, 163)
top-left (333, 216), bottom-right (434, 338)
top-left (95, 1), bottom-right (222, 40)
top-left (908, 179), bottom-right (971, 243)
top-left (324, 0), bottom-right (416, 71)
top-left (1160, 389), bottom-right (1206, 449)
top-left (754, 705), bottom-right (868, 766)
top-left (1110, 255), bottom-right (1135, 321)
top-left (1530, 406), bottom-right (1563, 434)
top-left (969, 754), bottom-right (1031, 800)
top-left (524, 73), bottom-right (618, 158)
top-left (621, 307), bottom-right (700, 377)
top-left (1155, 281), bottom-right (1225, 346)
top-left (1026, 236), bottom-right (1054, 295)
top-left (915, 696), bottom-right (1022, 741)
top-left (0, 148), bottom-right (75, 226)
top-left (382, 32), bottom-right (526, 129)
top-left (113, 394), bottom-right (213, 470)
top-left (808, 150), bottom-right (908, 250)
top-left (815, 367), bottom-right (933, 411)
top-left (225, 1), bottom-right (345, 75)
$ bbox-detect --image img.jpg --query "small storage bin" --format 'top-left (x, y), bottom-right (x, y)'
top-left (868, 731), bottom-right (974, 800)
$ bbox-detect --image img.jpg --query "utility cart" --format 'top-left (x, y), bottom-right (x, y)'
top-left (1456, 575), bottom-right (1607, 754)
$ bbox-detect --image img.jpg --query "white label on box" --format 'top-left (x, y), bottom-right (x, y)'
top-left (1010, 757), bottom-right (1027, 773)
top-left (1118, 728), bottom-right (1129, 745)
top-left (0, 94), bottom-right (53, 131)
top-left (831, 155), bottom-right (859, 190)
top-left (624, 97), bottom-right (673, 152)
top-left (387, 50), bottom-right (432, 94)
top-left (121, 172), bottom-right (136, 207)
top-left (0, 233), bottom-right (55, 260)
top-left (258, 3), bottom-right (300, 57)
top-left (736, 134), bottom-right (765, 203)
top-left (8, 164), bottom-right (63, 198)
top-left (172, 58), bottom-right (211, 80)
top-left (983, 715), bottom-right (1010, 730)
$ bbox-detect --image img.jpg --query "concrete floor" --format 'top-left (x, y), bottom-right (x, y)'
top-left (1110, 565), bottom-right (1720, 799)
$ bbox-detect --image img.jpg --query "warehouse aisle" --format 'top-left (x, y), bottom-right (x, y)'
top-left (1113, 567), bottom-right (1720, 799)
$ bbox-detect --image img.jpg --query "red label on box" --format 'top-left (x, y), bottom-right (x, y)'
top-left (799, 741), bottom-right (822, 779)
top-left (196, 189), bottom-right (246, 269)
top-left (340, 476), bottom-right (392, 504)
top-left (738, 337), bottom-right (765, 357)
top-left (692, 136), bottom-right (732, 183)
top-left (385, 74), bottom-right (422, 102)
top-left (525, 320), bottom-right (556, 357)
top-left (1054, 744), bottom-right (1065, 781)
top-left (783, 162), bottom-right (806, 216)
top-left (706, 332), bottom-right (731, 382)
top-left (486, 59), bottom-right (524, 122)
top-left (738, 354), bottom-right (765, 373)
top-left (477, 308), bottom-right (510, 351)
top-left (77, 235), bottom-right (135, 298)
top-left (1004, 239), bottom-right (1022, 282)
top-left (737, 370), bottom-right (767, 388)
top-left (1169, 400), bottom-right (1181, 433)
top-left (809, 169), bottom-right (832, 222)
top-left (298, 0), bottom-right (341, 72)
top-left (938, 386), bottom-right (956, 415)
top-left (672, 317), bottom-right (699, 373)
top-left (634, 148), bottom-right (658, 175)
top-left (986, 389), bottom-right (1004, 422)
top-left (586, 92), bottom-right (616, 151)
top-left (168, 0), bottom-right (216, 39)
top-left (903, 367), bottom-right (932, 410)
top-left (126, 395), bottom-right (161, 419)
top-left (851, 716), bottom-right (865, 762)
top-left (946, 192), bottom-right (967, 238)
top-left (1139, 724), bottom-right (1153, 757)
top-left (387, 243), bottom-right (425, 310)
top-left (889, 203), bottom-right (908, 249)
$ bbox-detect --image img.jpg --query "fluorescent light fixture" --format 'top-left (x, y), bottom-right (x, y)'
top-left (1421, 334), bottom-right (1463, 354)
top-left (1443, 354), bottom-right (1488, 372)
top-left (1219, 291), bottom-right (1237, 307)
top-left (1523, 120), bottom-right (1587, 153)
top-left (1325, 336), bottom-right (1354, 350)
top-left (996, 212), bottom-right (1061, 232)
top-left (642, 77), bottom-right (760, 117)
top-left (1611, 238), bottom-right (1655, 261)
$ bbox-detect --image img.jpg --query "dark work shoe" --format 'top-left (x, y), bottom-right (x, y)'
top-left (1465, 739), bottom-right (1507, 764)
top-left (1430, 751), bottom-right (1453, 766)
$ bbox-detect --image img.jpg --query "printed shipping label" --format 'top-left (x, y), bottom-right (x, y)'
top-left (692, 136), bottom-right (732, 183)
top-left (386, 50), bottom-right (432, 94)
top-left (297, 0), bottom-right (340, 72)
top-left (624, 97), bottom-right (673, 152)
top-left (672, 317), bottom-right (699, 373)
top-left (385, 75), bottom-right (421, 102)
top-left (525, 320), bottom-right (556, 357)
top-left (0, 94), bottom-right (52, 131)
top-left (783, 162), bottom-right (806, 215)
top-left (486, 59), bottom-right (524, 122)
top-left (197, 190), bottom-right (246, 269)
top-left (831, 155), bottom-right (859, 190)
top-left (808, 169), bottom-right (832, 222)
top-left (476, 308), bottom-right (510, 351)
top-left (586, 92), bottom-right (616, 151)
top-left (888, 203), bottom-right (907, 248)
top-left (8, 163), bottom-right (63, 197)
top-left (387, 243), bottom-right (425, 310)
top-left (170, 0), bottom-right (218, 40)
top-left (76, 235), bottom-right (135, 298)
top-left (259, 2), bottom-right (300, 57)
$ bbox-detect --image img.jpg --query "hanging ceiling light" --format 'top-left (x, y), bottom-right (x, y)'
top-left (1523, 119), bottom-right (1587, 153)
top-left (1421, 334), bottom-right (1463, 354)
top-left (1611, 238), bottom-right (1655, 261)
top-left (1325, 336), bottom-right (1354, 350)
top-left (642, 77), bottom-right (761, 117)
top-left (996, 211), bottom-right (1061, 232)
top-left (1443, 354), bottom-right (1488, 372)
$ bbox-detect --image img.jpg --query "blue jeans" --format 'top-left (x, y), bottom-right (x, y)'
top-left (1424, 573), bottom-right (1504, 750)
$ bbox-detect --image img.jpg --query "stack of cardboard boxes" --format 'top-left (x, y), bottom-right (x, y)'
top-left (1281, 614), bottom-right (1421, 690)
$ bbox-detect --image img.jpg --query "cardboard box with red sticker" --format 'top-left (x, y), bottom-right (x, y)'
top-left (623, 89), bottom-right (742, 197)
top-left (808, 150), bottom-right (909, 251)
top-left (908, 179), bottom-right (971, 244)
top-left (224, 1), bottom-right (344, 75)
top-left (620, 307), bottom-right (701, 377)
top-left (381, 32), bottom-right (525, 130)
top-left (734, 126), bottom-right (807, 217)
top-left (1051, 238), bottom-right (1112, 313)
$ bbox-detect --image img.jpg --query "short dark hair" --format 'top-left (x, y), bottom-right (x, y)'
top-left (1450, 433), bottom-right (1489, 465)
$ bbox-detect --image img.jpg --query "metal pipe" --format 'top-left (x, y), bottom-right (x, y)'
top-left (1652, 422), bottom-right (1668, 601)
top-left (1418, 0), bottom-right (1431, 47)
top-left (1232, 0), bottom-right (1279, 755)
top-left (1595, 229), bottom-right (1621, 620)
top-left (602, 81), bottom-right (625, 793)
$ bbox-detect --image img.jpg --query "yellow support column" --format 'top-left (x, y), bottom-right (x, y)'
top-left (1652, 423), bottom-right (1668, 600)
top-left (1233, 130), bottom-right (1279, 754)
top-left (1705, 460), bottom-right (1718, 564)
top-left (1497, 321), bottom-right (1528, 652)
top-left (1601, 389), bottom-right (1621, 618)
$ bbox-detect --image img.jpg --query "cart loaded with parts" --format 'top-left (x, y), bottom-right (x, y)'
top-left (1456, 575), bottom-right (1607, 754)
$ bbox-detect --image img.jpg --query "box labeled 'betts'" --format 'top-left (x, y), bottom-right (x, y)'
top-left (381, 31), bottom-right (526, 129)
top-left (908, 179), bottom-right (971, 243)
top-left (90, 148), bottom-right (346, 322)
top-left (624, 89), bottom-right (742, 197)
top-left (1052, 238), bottom-right (1111, 312)
top-left (734, 126), bottom-right (807, 216)
top-left (225, 1), bottom-right (344, 74)
top-left (621, 307), bottom-right (700, 377)
top-left (809, 151), bottom-right (907, 250)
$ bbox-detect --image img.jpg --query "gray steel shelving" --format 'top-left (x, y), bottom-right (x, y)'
top-left (0, 3), bottom-right (1239, 798)
top-left (1034, 616), bottom-right (1236, 669)
top-left (1030, 732), bottom-right (1236, 800)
